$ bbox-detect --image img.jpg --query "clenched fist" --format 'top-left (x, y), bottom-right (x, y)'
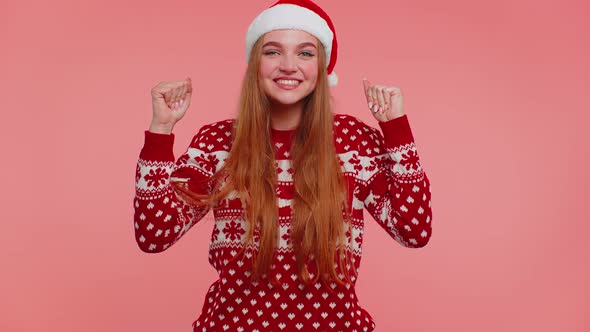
top-left (149, 77), bottom-right (193, 134)
top-left (362, 78), bottom-right (404, 122)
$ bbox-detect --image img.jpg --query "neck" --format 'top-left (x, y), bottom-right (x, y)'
top-left (269, 100), bottom-right (304, 131)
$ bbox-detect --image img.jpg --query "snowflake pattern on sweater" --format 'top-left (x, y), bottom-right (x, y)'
top-left (133, 113), bottom-right (432, 331)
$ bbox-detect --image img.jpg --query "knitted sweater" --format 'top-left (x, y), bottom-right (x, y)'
top-left (133, 113), bottom-right (432, 332)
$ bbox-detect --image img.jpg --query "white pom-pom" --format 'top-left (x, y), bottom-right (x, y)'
top-left (327, 72), bottom-right (338, 87)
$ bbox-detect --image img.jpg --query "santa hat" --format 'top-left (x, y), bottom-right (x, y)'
top-left (245, 0), bottom-right (339, 87)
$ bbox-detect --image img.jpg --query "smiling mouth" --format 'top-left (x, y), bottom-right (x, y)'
top-left (274, 79), bottom-right (301, 90)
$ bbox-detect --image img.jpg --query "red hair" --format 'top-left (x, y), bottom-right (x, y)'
top-left (173, 34), bottom-right (356, 288)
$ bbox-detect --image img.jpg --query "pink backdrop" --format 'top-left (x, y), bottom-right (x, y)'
top-left (2, 0), bottom-right (588, 331)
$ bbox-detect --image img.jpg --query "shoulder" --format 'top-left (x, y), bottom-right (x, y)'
top-left (190, 118), bottom-right (236, 148)
top-left (197, 118), bottom-right (235, 136)
top-left (333, 113), bottom-right (382, 142)
top-left (333, 113), bottom-right (385, 158)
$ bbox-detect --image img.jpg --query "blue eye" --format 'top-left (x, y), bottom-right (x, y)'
top-left (263, 50), bottom-right (315, 57)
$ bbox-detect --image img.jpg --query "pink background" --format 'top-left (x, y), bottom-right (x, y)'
top-left (2, 0), bottom-right (588, 331)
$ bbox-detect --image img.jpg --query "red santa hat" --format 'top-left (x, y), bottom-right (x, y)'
top-left (245, 0), bottom-right (339, 87)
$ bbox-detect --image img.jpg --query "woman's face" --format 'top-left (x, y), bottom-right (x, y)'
top-left (258, 29), bottom-right (320, 107)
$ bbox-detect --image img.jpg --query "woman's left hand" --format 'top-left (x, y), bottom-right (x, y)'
top-left (362, 78), bottom-right (404, 122)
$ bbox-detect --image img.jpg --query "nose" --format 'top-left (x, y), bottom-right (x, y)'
top-left (279, 54), bottom-right (297, 72)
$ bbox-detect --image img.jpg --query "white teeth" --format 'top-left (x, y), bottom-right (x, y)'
top-left (276, 79), bottom-right (300, 85)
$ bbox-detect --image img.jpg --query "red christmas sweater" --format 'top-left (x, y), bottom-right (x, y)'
top-left (133, 113), bottom-right (432, 332)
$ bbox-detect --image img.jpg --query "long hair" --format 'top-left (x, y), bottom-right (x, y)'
top-left (173, 34), bottom-right (356, 288)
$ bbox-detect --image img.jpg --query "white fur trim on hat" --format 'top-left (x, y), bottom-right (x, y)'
top-left (245, 4), bottom-right (333, 69)
top-left (327, 72), bottom-right (338, 87)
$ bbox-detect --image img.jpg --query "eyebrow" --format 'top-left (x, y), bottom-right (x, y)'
top-left (262, 41), bottom-right (317, 49)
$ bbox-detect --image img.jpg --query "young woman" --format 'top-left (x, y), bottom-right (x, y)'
top-left (134, 0), bottom-right (432, 331)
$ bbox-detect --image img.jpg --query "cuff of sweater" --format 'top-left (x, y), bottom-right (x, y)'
top-left (377, 114), bottom-right (414, 148)
top-left (140, 130), bottom-right (175, 161)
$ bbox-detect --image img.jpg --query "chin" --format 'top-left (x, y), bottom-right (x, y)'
top-left (264, 82), bottom-right (313, 106)
top-left (269, 95), bottom-right (305, 106)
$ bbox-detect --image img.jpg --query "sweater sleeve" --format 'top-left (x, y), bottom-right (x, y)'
top-left (133, 126), bottom-right (216, 253)
top-left (358, 114), bottom-right (433, 248)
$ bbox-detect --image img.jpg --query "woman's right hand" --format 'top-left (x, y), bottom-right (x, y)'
top-left (150, 77), bottom-right (193, 133)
